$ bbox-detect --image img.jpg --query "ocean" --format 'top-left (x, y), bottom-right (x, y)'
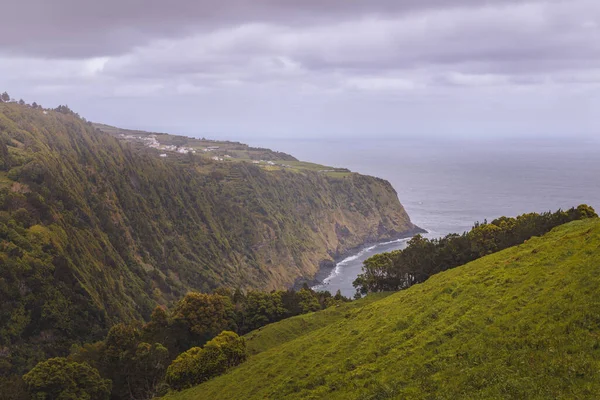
top-left (248, 136), bottom-right (600, 297)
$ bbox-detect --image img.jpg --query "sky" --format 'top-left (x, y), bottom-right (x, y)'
top-left (0, 0), bottom-right (599, 140)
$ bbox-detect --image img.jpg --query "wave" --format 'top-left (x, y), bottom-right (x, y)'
top-left (312, 236), bottom-right (416, 290)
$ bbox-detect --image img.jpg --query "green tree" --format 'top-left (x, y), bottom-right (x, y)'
top-left (164, 347), bottom-right (202, 390)
top-left (171, 293), bottom-right (235, 350)
top-left (297, 288), bottom-right (321, 313)
top-left (165, 331), bottom-right (246, 391)
top-left (125, 342), bottom-right (170, 400)
top-left (71, 324), bottom-right (170, 400)
top-left (142, 306), bottom-right (171, 348)
top-left (165, 344), bottom-right (227, 391)
top-left (207, 331), bottom-right (247, 368)
top-left (1, 92), bottom-right (9, 102)
top-left (572, 204), bottom-right (598, 219)
top-left (101, 324), bottom-right (141, 400)
top-left (22, 357), bottom-right (111, 400)
top-left (243, 291), bottom-right (287, 331)
top-left (354, 205), bottom-right (598, 296)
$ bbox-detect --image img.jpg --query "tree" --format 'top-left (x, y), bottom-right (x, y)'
top-left (171, 293), bottom-right (235, 350)
top-left (165, 344), bottom-right (227, 391)
top-left (165, 331), bottom-right (246, 391)
top-left (207, 331), bottom-right (247, 368)
top-left (1, 92), bottom-right (9, 102)
top-left (22, 358), bottom-right (111, 400)
top-left (297, 288), bottom-right (321, 313)
top-left (243, 291), bottom-right (287, 331)
top-left (125, 342), bottom-right (170, 400)
top-left (18, 99), bottom-right (25, 106)
top-left (143, 306), bottom-right (171, 347)
top-left (32, 102), bottom-right (38, 109)
top-left (213, 286), bottom-right (233, 298)
top-left (103, 323), bottom-right (141, 360)
top-left (101, 324), bottom-right (141, 400)
top-left (334, 289), bottom-right (344, 301)
top-left (353, 205), bottom-right (598, 296)
top-left (573, 204), bottom-right (598, 220)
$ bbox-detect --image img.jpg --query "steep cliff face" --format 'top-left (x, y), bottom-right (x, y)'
top-left (0, 102), bottom-right (417, 371)
top-left (213, 167), bottom-right (419, 290)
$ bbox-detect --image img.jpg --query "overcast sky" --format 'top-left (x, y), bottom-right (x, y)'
top-left (0, 0), bottom-right (598, 140)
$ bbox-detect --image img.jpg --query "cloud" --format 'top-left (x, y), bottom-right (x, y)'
top-left (2, 0), bottom-right (550, 58)
top-left (0, 0), bottom-right (598, 139)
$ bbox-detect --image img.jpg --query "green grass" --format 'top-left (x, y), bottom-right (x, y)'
top-left (284, 161), bottom-right (351, 176)
top-left (284, 161), bottom-right (332, 171)
top-left (163, 218), bottom-right (600, 400)
top-left (245, 292), bottom-right (393, 356)
top-left (94, 123), bottom-right (352, 176)
top-left (322, 171), bottom-right (353, 179)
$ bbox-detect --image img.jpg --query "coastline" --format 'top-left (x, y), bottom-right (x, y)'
top-left (293, 225), bottom-right (427, 291)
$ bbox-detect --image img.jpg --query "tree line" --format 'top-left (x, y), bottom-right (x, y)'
top-left (14, 287), bottom-right (349, 399)
top-left (0, 92), bottom-right (84, 116)
top-left (353, 205), bottom-right (598, 295)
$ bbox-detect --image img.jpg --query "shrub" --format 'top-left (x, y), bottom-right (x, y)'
top-left (354, 205), bottom-right (598, 295)
top-left (206, 331), bottom-right (247, 368)
top-left (22, 357), bottom-right (111, 400)
top-left (166, 331), bottom-right (247, 391)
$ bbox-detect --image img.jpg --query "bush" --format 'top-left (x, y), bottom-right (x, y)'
top-left (206, 331), bottom-right (247, 368)
top-left (166, 331), bottom-right (247, 391)
top-left (354, 205), bottom-right (598, 295)
top-left (22, 357), bottom-right (111, 400)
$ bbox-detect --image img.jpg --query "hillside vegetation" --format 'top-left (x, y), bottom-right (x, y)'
top-left (354, 205), bottom-right (596, 295)
top-left (164, 218), bottom-right (600, 400)
top-left (0, 102), bottom-right (418, 376)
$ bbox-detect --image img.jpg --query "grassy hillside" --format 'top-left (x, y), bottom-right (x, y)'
top-left (0, 102), bottom-right (418, 375)
top-left (94, 123), bottom-right (355, 178)
top-left (165, 218), bottom-right (600, 400)
top-left (244, 292), bottom-right (393, 356)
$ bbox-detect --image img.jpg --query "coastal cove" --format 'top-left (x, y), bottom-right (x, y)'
top-left (261, 136), bottom-right (600, 298)
top-left (305, 227), bottom-right (426, 298)
top-left (311, 237), bottom-right (410, 298)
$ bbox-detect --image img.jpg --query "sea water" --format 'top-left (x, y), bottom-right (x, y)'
top-left (252, 136), bottom-right (600, 297)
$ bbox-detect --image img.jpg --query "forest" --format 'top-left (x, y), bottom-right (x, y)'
top-left (10, 286), bottom-right (348, 399)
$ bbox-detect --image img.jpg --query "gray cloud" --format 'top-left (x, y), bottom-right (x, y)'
top-left (88, 0), bottom-right (599, 89)
top-left (0, 0), bottom-right (598, 140)
top-left (2, 0), bottom-right (555, 58)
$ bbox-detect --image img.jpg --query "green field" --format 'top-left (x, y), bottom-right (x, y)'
top-left (163, 218), bottom-right (600, 399)
top-left (94, 123), bottom-right (353, 176)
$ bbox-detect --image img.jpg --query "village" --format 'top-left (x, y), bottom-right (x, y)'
top-left (102, 125), bottom-right (350, 177)
top-left (118, 133), bottom-right (302, 169)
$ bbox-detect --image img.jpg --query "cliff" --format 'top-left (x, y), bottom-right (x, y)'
top-left (164, 218), bottom-right (600, 400)
top-left (0, 102), bottom-right (417, 373)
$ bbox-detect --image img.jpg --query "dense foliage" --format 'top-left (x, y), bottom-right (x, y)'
top-left (163, 218), bottom-right (600, 399)
top-left (165, 331), bottom-right (247, 390)
top-left (353, 205), bottom-right (597, 295)
top-left (0, 101), bottom-right (413, 386)
top-left (22, 357), bottom-right (111, 400)
top-left (18, 287), bottom-right (348, 399)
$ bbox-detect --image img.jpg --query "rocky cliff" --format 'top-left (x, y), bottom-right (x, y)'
top-left (0, 102), bottom-right (418, 371)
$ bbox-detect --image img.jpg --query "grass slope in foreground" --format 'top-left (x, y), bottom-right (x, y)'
top-left (164, 218), bottom-right (600, 400)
